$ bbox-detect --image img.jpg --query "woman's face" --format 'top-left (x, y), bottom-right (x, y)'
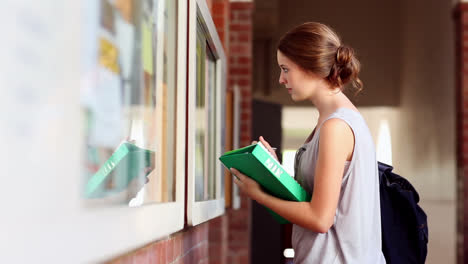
top-left (277, 50), bottom-right (325, 102)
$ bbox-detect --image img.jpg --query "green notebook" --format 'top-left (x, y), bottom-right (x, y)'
top-left (85, 141), bottom-right (155, 199)
top-left (219, 142), bottom-right (311, 224)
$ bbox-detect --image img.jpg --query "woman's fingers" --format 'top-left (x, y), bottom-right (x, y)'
top-left (251, 140), bottom-right (258, 145)
top-left (259, 136), bottom-right (276, 151)
top-left (233, 176), bottom-right (241, 186)
top-left (232, 168), bottom-right (248, 189)
top-left (230, 168), bottom-right (242, 181)
top-left (259, 136), bottom-right (279, 160)
top-left (259, 136), bottom-right (272, 149)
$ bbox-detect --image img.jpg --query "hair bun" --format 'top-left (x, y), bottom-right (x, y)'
top-left (336, 45), bottom-right (354, 67)
top-left (327, 44), bottom-right (362, 92)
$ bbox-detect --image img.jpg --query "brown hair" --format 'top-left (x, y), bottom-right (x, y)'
top-left (277, 22), bottom-right (363, 94)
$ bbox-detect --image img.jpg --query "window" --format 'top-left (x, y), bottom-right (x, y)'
top-left (187, 0), bottom-right (226, 225)
top-left (82, 0), bottom-right (178, 206)
top-left (78, 0), bottom-right (187, 261)
top-left (195, 20), bottom-right (218, 201)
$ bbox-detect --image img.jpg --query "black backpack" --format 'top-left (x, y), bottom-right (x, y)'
top-left (378, 162), bottom-right (429, 264)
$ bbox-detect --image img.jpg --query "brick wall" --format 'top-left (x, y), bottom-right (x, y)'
top-left (213, 0), bottom-right (230, 50)
top-left (103, 1), bottom-right (255, 264)
top-left (106, 223), bottom-right (209, 264)
top-left (229, 2), bottom-right (253, 148)
top-left (455, 3), bottom-right (468, 264)
top-left (226, 2), bottom-right (254, 264)
top-left (208, 1), bottom-right (230, 264)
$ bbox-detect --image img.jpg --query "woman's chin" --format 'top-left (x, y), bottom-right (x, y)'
top-left (290, 94), bottom-right (303, 102)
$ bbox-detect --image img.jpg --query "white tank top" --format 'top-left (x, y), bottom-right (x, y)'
top-left (292, 108), bottom-right (386, 264)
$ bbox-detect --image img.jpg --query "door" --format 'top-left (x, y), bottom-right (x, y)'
top-left (251, 99), bottom-right (291, 264)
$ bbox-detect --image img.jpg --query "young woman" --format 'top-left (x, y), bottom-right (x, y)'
top-left (230, 22), bottom-right (386, 263)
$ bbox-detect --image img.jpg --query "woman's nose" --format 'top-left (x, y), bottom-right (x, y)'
top-left (279, 74), bottom-right (287, 84)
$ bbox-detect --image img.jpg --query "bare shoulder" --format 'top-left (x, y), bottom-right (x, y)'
top-left (319, 118), bottom-right (354, 158)
top-left (320, 118), bottom-right (353, 138)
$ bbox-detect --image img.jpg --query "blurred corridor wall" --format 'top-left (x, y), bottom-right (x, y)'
top-left (395, 0), bottom-right (455, 202)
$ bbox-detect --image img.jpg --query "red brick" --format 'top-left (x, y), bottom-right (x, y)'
top-left (118, 255), bottom-right (133, 264)
top-left (241, 89), bottom-right (251, 97)
top-left (227, 255), bottom-right (238, 264)
top-left (197, 243), bottom-right (206, 260)
top-left (460, 3), bottom-right (468, 12)
top-left (238, 33), bottom-right (250, 42)
top-left (151, 243), bottom-right (161, 264)
top-left (132, 247), bottom-right (150, 264)
top-left (463, 12), bottom-right (468, 26)
top-left (214, 17), bottom-right (224, 29)
top-left (212, 1), bottom-right (225, 15)
top-left (230, 24), bottom-right (252, 32)
top-left (229, 79), bottom-right (236, 87)
top-left (196, 227), bottom-right (203, 244)
top-left (209, 223), bottom-right (221, 240)
top-left (230, 67), bottom-right (251, 75)
top-left (240, 123), bottom-right (249, 132)
top-left (201, 224), bottom-right (207, 241)
top-left (239, 254), bottom-right (249, 264)
top-left (230, 11), bottom-right (236, 21)
top-left (172, 259), bottom-right (182, 264)
top-left (219, 34), bottom-right (225, 45)
top-left (183, 249), bottom-right (196, 264)
top-left (237, 12), bottom-right (251, 21)
top-left (107, 257), bottom-right (123, 264)
top-left (231, 14), bottom-right (251, 25)
top-left (160, 241), bottom-right (167, 263)
top-left (174, 235), bottom-right (182, 258)
top-left (146, 244), bottom-right (156, 263)
top-left (241, 101), bottom-right (251, 109)
top-left (163, 239), bottom-right (172, 263)
top-left (230, 34), bottom-right (237, 43)
top-left (183, 232), bottom-right (193, 253)
top-left (241, 112), bottom-right (251, 121)
top-left (237, 78), bottom-right (250, 86)
top-left (237, 56), bottom-right (251, 65)
top-left (230, 44), bottom-right (250, 55)
top-left (230, 2), bottom-right (254, 10)
top-left (463, 37), bottom-right (468, 48)
top-left (241, 121), bottom-right (251, 130)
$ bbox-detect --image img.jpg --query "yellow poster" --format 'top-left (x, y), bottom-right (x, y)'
top-left (142, 20), bottom-right (154, 75)
top-left (99, 37), bottom-right (120, 74)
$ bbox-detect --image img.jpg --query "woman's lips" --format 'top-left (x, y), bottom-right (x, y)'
top-left (287, 88), bottom-right (292, 94)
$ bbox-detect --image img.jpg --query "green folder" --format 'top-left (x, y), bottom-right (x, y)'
top-left (219, 142), bottom-right (311, 224)
top-left (85, 141), bottom-right (155, 199)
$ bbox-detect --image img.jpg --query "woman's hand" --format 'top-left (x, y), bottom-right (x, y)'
top-left (257, 136), bottom-right (279, 162)
top-left (231, 168), bottom-right (264, 202)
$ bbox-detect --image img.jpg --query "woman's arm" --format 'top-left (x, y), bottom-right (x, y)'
top-left (232, 118), bottom-right (354, 233)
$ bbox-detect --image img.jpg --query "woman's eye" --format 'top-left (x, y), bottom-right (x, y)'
top-left (282, 68), bottom-right (289, 73)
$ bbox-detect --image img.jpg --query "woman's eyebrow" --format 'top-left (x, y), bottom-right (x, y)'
top-left (279, 64), bottom-right (288, 68)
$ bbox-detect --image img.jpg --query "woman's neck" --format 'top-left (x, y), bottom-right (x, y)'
top-left (310, 88), bottom-right (350, 119)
